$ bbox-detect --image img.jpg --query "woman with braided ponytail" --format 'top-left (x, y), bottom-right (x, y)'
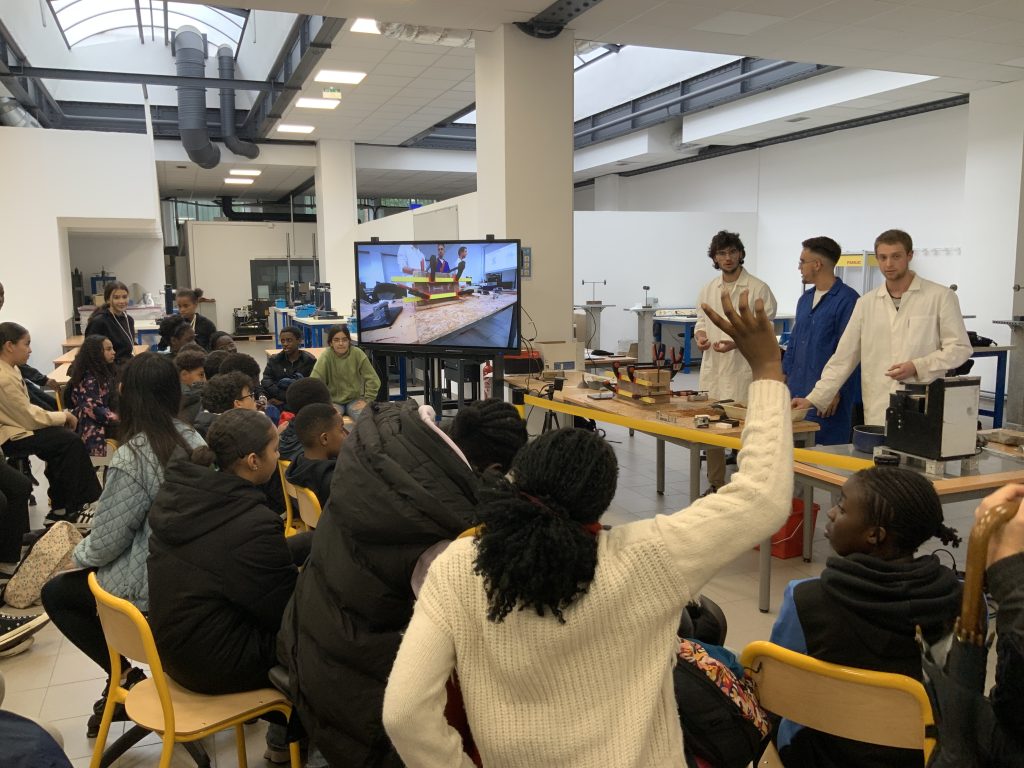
top-left (384, 289), bottom-right (797, 768)
top-left (770, 466), bottom-right (962, 768)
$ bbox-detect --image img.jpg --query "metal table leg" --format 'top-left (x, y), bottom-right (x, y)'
top-left (656, 439), bottom-right (665, 495)
top-left (758, 537), bottom-right (771, 613)
top-left (689, 441), bottom-right (701, 500)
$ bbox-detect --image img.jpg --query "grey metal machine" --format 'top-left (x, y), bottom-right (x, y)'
top-left (879, 377), bottom-right (981, 475)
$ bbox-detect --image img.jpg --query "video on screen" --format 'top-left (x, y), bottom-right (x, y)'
top-left (355, 240), bottom-right (520, 351)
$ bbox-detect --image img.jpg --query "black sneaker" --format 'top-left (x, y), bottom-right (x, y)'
top-left (0, 612), bottom-right (50, 654)
top-left (699, 486), bottom-right (718, 498)
top-left (87, 667), bottom-right (147, 738)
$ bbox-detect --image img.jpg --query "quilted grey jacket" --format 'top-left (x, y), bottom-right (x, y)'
top-left (72, 421), bottom-right (205, 611)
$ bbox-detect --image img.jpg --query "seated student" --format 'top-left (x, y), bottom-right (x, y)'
top-left (279, 397), bottom-right (530, 768)
top-left (379, 293), bottom-right (794, 768)
top-left (208, 330), bottom-right (237, 353)
top-left (203, 348), bottom-right (230, 382)
top-left (310, 325), bottom-right (380, 420)
top-left (84, 281), bottom-right (136, 365)
top-left (41, 352), bottom-right (205, 738)
top-left (67, 334), bottom-right (119, 457)
top-left (285, 403), bottom-right (347, 508)
top-left (157, 315), bottom-right (196, 358)
top-left (0, 281), bottom-right (58, 411)
top-left (263, 326), bottom-right (316, 405)
top-left (175, 349), bottom-right (207, 425)
top-left (193, 371), bottom-right (256, 437)
top-left (0, 323), bottom-right (100, 526)
top-left (278, 377), bottom-right (333, 461)
top-left (0, 448), bottom-right (33, 578)
top-left (769, 466), bottom-right (961, 768)
top-left (168, 287), bottom-right (216, 350)
top-left (219, 352), bottom-right (262, 393)
top-left (147, 408), bottom-right (298, 694)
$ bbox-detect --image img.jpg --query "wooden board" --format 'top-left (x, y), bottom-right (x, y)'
top-left (53, 344), bottom-right (149, 366)
top-left (62, 335), bottom-right (85, 351)
top-left (360, 292), bottom-right (517, 345)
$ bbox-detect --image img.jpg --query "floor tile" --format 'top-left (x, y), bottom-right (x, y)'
top-left (0, 643), bottom-right (58, 693)
top-left (2, 684), bottom-right (47, 719)
top-left (39, 678), bottom-right (106, 721)
top-left (50, 646), bottom-right (107, 687)
top-left (51, 713), bottom-right (125, 760)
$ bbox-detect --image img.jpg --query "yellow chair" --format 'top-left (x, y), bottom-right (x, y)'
top-left (88, 573), bottom-right (301, 768)
top-left (294, 485), bottom-right (322, 530)
top-left (277, 459), bottom-right (304, 536)
top-left (740, 641), bottom-right (936, 767)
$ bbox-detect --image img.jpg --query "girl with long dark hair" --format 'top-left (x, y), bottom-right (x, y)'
top-left (67, 334), bottom-right (118, 456)
top-left (383, 291), bottom-right (796, 768)
top-left (41, 352), bottom-right (206, 738)
top-left (84, 281), bottom-right (136, 364)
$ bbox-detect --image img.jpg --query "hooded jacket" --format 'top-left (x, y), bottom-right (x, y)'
top-left (278, 421), bottom-right (303, 462)
top-left (285, 454), bottom-right (335, 509)
top-left (147, 455), bottom-right (297, 695)
top-left (771, 553), bottom-right (961, 768)
top-left (277, 400), bottom-right (480, 768)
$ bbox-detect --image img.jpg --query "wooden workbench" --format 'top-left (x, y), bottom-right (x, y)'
top-left (511, 372), bottom-right (820, 613)
top-left (53, 344), bottom-right (149, 367)
top-left (361, 293), bottom-right (517, 346)
top-left (62, 335), bottom-right (85, 351)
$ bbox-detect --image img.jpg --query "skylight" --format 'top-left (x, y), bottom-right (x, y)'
top-left (48, 1), bottom-right (248, 54)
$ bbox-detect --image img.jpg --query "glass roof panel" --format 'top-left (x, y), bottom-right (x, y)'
top-left (48, 1), bottom-right (248, 52)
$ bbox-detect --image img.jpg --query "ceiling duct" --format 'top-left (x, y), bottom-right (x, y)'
top-left (378, 23), bottom-right (474, 47)
top-left (0, 97), bottom-right (41, 128)
top-left (172, 26), bottom-right (220, 169)
top-left (220, 197), bottom-right (316, 223)
top-left (217, 45), bottom-right (259, 159)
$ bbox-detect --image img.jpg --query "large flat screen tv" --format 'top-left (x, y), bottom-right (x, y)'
top-left (354, 239), bottom-right (521, 354)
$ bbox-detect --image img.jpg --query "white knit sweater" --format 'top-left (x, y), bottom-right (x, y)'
top-left (383, 379), bottom-right (794, 768)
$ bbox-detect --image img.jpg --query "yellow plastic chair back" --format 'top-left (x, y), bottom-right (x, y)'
top-left (88, 572), bottom-right (300, 768)
top-left (740, 640), bottom-right (935, 767)
top-left (294, 484), bottom-right (322, 530)
top-left (278, 459), bottom-right (304, 536)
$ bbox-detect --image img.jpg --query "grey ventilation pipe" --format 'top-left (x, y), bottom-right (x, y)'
top-left (220, 197), bottom-right (316, 223)
top-left (0, 97), bottom-right (41, 128)
top-left (217, 45), bottom-right (259, 159)
top-left (378, 23), bottom-right (474, 47)
top-left (173, 25), bottom-right (219, 169)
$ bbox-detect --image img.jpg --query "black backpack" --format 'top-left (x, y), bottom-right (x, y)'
top-left (674, 639), bottom-right (771, 768)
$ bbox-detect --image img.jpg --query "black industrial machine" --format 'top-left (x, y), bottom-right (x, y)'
top-left (233, 301), bottom-right (269, 335)
top-left (884, 377), bottom-right (981, 464)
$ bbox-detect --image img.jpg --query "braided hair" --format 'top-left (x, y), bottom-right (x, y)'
top-left (855, 467), bottom-right (961, 554)
top-left (449, 399), bottom-right (528, 473)
top-left (474, 427), bottom-right (619, 624)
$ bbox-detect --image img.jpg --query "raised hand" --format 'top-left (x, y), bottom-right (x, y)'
top-left (701, 290), bottom-right (783, 383)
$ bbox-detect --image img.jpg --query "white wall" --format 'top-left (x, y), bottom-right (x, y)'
top-left (0, 126), bottom-right (162, 365)
top-left (618, 106), bottom-right (970, 315)
top-left (186, 220), bottom-right (316, 332)
top-left (574, 211), bottom-right (758, 350)
top-left (68, 233), bottom-right (165, 303)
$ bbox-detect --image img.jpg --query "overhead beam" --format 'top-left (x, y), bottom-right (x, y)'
top-left (8, 66), bottom-right (283, 92)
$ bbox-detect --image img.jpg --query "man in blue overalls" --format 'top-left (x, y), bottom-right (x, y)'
top-left (783, 237), bottom-right (861, 445)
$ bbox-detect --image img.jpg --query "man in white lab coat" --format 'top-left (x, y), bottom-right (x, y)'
top-left (793, 229), bottom-right (971, 427)
top-left (695, 230), bottom-right (777, 493)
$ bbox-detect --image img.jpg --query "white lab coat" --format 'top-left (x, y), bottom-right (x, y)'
top-left (397, 244), bottom-right (426, 274)
top-left (806, 274), bottom-right (972, 425)
top-left (695, 269), bottom-right (777, 402)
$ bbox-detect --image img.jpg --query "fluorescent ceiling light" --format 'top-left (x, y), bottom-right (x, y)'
top-left (296, 97), bottom-right (341, 110)
top-left (224, 178), bottom-right (254, 185)
top-left (276, 124), bottom-right (316, 134)
top-left (351, 18), bottom-right (380, 34)
top-left (229, 169), bottom-right (262, 176)
top-left (315, 69), bottom-right (367, 85)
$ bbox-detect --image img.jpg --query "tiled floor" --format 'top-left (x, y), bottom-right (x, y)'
top-left (0, 387), bottom-right (994, 766)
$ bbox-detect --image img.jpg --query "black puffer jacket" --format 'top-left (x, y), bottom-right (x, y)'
top-left (85, 308), bottom-right (136, 363)
top-left (148, 456), bottom-right (297, 695)
top-left (278, 401), bottom-right (480, 768)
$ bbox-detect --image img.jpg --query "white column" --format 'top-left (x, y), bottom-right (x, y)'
top-left (475, 24), bottom-right (575, 344)
top-left (315, 139), bottom-right (359, 316)
top-left (594, 174), bottom-right (622, 211)
top-left (961, 79), bottom-right (1024, 425)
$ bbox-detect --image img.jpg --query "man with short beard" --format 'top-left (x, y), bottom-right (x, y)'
top-left (694, 231), bottom-right (777, 494)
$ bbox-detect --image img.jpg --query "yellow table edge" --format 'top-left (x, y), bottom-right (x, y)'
top-left (523, 394), bottom-right (876, 473)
